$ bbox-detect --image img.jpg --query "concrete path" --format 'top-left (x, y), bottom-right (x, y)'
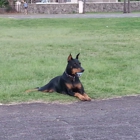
top-left (0, 95), bottom-right (140, 140)
top-left (0, 13), bottom-right (140, 19)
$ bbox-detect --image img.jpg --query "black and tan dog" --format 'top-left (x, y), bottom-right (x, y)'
top-left (26, 53), bottom-right (91, 101)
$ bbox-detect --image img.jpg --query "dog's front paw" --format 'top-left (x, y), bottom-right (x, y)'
top-left (83, 93), bottom-right (92, 101)
top-left (74, 93), bottom-right (87, 101)
top-left (86, 97), bottom-right (92, 101)
top-left (74, 93), bottom-right (92, 101)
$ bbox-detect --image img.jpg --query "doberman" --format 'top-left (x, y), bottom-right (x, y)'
top-left (26, 53), bottom-right (91, 101)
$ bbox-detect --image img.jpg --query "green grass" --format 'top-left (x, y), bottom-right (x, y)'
top-left (0, 17), bottom-right (140, 103)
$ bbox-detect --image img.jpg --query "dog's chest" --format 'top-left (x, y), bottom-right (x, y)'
top-left (65, 82), bottom-right (82, 90)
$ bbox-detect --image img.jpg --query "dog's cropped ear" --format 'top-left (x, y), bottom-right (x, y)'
top-left (68, 54), bottom-right (73, 61)
top-left (76, 53), bottom-right (80, 59)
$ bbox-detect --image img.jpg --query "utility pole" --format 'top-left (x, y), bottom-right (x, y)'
top-left (83, 0), bottom-right (86, 14)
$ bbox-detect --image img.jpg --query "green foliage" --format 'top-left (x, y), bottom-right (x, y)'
top-left (0, 0), bottom-right (8, 8)
top-left (0, 18), bottom-right (140, 103)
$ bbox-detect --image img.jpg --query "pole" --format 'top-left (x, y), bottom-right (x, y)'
top-left (123, 0), bottom-right (127, 13)
top-left (83, 0), bottom-right (86, 14)
top-left (128, 0), bottom-right (130, 13)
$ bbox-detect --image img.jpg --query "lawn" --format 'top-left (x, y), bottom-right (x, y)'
top-left (0, 17), bottom-right (140, 103)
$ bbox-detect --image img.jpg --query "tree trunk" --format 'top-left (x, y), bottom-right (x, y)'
top-left (128, 0), bottom-right (130, 13)
top-left (123, 0), bottom-right (127, 13)
top-left (8, 0), bottom-right (14, 6)
top-left (83, 0), bottom-right (86, 14)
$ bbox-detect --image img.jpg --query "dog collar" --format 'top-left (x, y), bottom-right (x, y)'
top-left (64, 71), bottom-right (75, 81)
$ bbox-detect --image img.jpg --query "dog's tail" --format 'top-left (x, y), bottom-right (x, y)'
top-left (25, 87), bottom-right (39, 93)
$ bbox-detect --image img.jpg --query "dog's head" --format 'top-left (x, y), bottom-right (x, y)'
top-left (66, 53), bottom-right (84, 76)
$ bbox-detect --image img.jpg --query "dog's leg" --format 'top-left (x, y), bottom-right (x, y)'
top-left (83, 93), bottom-right (91, 101)
top-left (74, 93), bottom-right (87, 101)
top-left (43, 89), bottom-right (54, 93)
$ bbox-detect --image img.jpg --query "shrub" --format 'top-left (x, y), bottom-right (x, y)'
top-left (0, 0), bottom-right (8, 8)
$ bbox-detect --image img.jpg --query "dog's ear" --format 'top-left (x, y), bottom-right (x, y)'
top-left (76, 53), bottom-right (80, 59)
top-left (68, 54), bottom-right (73, 61)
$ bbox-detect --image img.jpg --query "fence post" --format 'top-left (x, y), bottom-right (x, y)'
top-left (15, 0), bottom-right (21, 12)
top-left (79, 0), bottom-right (83, 14)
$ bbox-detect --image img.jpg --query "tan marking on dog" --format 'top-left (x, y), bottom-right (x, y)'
top-left (66, 83), bottom-right (73, 89)
top-left (74, 93), bottom-right (87, 101)
top-left (72, 68), bottom-right (81, 75)
top-left (43, 89), bottom-right (54, 93)
top-left (83, 93), bottom-right (91, 101)
top-left (25, 89), bottom-right (38, 93)
top-left (74, 83), bottom-right (82, 89)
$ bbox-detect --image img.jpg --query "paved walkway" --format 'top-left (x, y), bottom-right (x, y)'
top-left (0, 95), bottom-right (140, 140)
top-left (0, 13), bottom-right (140, 140)
top-left (0, 13), bottom-right (140, 19)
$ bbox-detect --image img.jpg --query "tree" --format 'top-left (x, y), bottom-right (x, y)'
top-left (123, 0), bottom-right (127, 13)
top-left (0, 0), bottom-right (8, 7)
top-left (123, 0), bottom-right (130, 13)
top-left (128, 0), bottom-right (130, 13)
top-left (8, 0), bottom-right (14, 7)
top-left (83, 0), bottom-right (86, 14)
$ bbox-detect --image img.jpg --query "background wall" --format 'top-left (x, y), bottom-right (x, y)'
top-left (20, 2), bottom-right (140, 14)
